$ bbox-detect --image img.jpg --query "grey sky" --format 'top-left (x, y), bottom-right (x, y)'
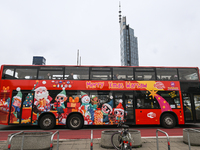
top-left (0, 0), bottom-right (200, 68)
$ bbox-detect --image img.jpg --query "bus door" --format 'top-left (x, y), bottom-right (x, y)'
top-left (182, 93), bottom-right (200, 123)
top-left (9, 90), bottom-right (34, 124)
top-left (113, 91), bottom-right (135, 124)
top-left (193, 95), bottom-right (200, 122)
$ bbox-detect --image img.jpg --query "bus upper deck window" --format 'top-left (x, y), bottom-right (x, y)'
top-left (178, 68), bottom-right (199, 81)
top-left (2, 68), bottom-right (15, 79)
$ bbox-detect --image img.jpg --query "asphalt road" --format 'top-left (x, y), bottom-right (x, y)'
top-left (1, 123), bottom-right (200, 141)
top-left (1, 123), bottom-right (200, 131)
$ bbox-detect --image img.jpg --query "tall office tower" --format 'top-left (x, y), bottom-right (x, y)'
top-left (32, 56), bottom-right (46, 65)
top-left (119, 4), bottom-right (139, 66)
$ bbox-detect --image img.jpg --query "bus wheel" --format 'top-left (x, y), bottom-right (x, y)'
top-left (67, 114), bottom-right (83, 130)
top-left (161, 113), bottom-right (176, 128)
top-left (39, 114), bottom-right (55, 130)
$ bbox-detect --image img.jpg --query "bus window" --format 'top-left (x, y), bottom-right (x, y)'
top-left (15, 68), bottom-right (37, 79)
top-left (2, 67), bottom-right (15, 79)
top-left (135, 91), bottom-right (160, 109)
top-left (114, 92), bottom-right (123, 106)
top-left (194, 95), bottom-right (200, 121)
top-left (182, 93), bottom-right (193, 121)
top-left (90, 67), bottom-right (111, 80)
top-left (156, 68), bottom-right (178, 80)
top-left (135, 68), bottom-right (155, 80)
top-left (178, 68), bottom-right (199, 81)
top-left (65, 67), bottom-right (89, 80)
top-left (113, 67), bottom-right (134, 80)
top-left (157, 91), bottom-right (181, 109)
top-left (38, 67), bottom-right (63, 80)
top-left (90, 91), bottom-right (112, 109)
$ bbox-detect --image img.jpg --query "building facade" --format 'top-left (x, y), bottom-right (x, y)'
top-left (119, 14), bottom-right (139, 66)
top-left (32, 56), bottom-right (46, 65)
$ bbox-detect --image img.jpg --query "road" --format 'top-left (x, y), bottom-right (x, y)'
top-left (0, 124), bottom-right (200, 141)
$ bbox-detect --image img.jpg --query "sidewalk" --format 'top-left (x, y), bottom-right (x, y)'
top-left (0, 137), bottom-right (199, 150)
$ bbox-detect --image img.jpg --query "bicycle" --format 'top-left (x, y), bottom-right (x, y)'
top-left (111, 121), bottom-right (133, 150)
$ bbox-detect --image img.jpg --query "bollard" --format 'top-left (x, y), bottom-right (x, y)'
top-left (50, 131), bottom-right (59, 150)
top-left (7, 131), bottom-right (24, 150)
top-left (156, 129), bottom-right (170, 150)
top-left (90, 130), bottom-right (93, 150)
top-left (183, 128), bottom-right (200, 150)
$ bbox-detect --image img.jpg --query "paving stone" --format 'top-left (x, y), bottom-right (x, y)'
top-left (1, 137), bottom-right (200, 150)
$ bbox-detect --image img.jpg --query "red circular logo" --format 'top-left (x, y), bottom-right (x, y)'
top-left (154, 82), bottom-right (165, 89)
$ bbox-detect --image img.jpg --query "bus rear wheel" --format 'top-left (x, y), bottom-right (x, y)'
top-left (67, 114), bottom-right (83, 130)
top-left (161, 113), bottom-right (176, 128)
top-left (39, 114), bottom-right (55, 130)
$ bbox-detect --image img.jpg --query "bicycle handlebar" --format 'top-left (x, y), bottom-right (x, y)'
top-left (117, 121), bottom-right (129, 129)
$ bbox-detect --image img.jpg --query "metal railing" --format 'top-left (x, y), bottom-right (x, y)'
top-left (50, 130), bottom-right (59, 150)
top-left (90, 130), bottom-right (93, 150)
top-left (184, 128), bottom-right (200, 150)
top-left (156, 129), bottom-right (170, 150)
top-left (7, 131), bottom-right (24, 150)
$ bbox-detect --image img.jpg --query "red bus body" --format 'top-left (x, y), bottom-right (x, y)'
top-left (0, 65), bottom-right (199, 129)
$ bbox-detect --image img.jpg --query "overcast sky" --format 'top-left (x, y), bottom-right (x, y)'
top-left (0, 0), bottom-right (200, 68)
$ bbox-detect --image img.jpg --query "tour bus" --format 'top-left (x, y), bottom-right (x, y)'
top-left (0, 65), bottom-right (200, 130)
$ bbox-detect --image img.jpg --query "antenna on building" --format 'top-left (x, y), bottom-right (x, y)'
top-left (77, 49), bottom-right (81, 65)
top-left (119, 1), bottom-right (122, 23)
top-left (77, 49), bottom-right (79, 65)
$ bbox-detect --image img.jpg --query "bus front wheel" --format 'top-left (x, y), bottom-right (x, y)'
top-left (39, 114), bottom-right (55, 130)
top-left (161, 113), bottom-right (176, 128)
top-left (67, 114), bottom-right (83, 130)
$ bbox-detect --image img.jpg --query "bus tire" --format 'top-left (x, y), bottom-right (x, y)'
top-left (39, 114), bottom-right (55, 130)
top-left (67, 114), bottom-right (83, 130)
top-left (161, 113), bottom-right (176, 128)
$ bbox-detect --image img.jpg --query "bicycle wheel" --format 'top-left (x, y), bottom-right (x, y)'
top-left (129, 143), bottom-right (132, 150)
top-left (111, 132), bottom-right (121, 150)
top-left (121, 143), bottom-right (131, 150)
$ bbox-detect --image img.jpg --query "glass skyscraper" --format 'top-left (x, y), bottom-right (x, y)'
top-left (119, 10), bottom-right (139, 66)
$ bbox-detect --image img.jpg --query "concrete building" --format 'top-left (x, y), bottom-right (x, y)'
top-left (119, 4), bottom-right (139, 66)
top-left (32, 56), bottom-right (46, 65)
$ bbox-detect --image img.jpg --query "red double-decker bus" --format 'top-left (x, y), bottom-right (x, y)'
top-left (0, 65), bottom-right (200, 129)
